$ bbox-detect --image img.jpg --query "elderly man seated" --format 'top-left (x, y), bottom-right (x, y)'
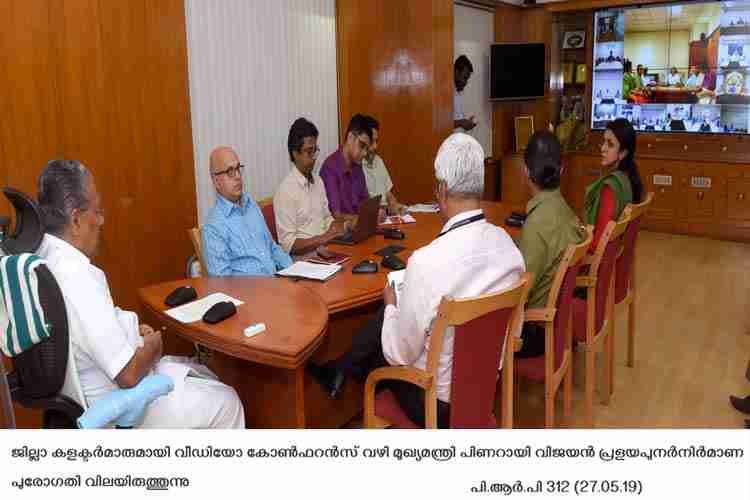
top-left (37, 160), bottom-right (245, 428)
top-left (203, 146), bottom-right (292, 276)
top-left (308, 133), bottom-right (525, 428)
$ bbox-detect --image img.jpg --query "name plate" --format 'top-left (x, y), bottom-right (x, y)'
top-left (652, 174), bottom-right (672, 186)
top-left (690, 176), bottom-right (712, 189)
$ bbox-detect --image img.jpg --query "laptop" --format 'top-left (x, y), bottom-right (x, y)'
top-left (329, 195), bottom-right (381, 245)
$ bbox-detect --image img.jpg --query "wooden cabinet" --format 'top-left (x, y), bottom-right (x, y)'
top-left (562, 154), bottom-right (600, 216)
top-left (726, 172), bottom-right (750, 222)
top-left (501, 153), bottom-right (532, 207)
top-left (637, 160), bottom-right (681, 228)
top-left (680, 164), bottom-right (725, 222)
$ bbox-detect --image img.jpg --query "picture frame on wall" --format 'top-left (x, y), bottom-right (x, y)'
top-left (514, 116), bottom-right (535, 152)
top-left (562, 30), bottom-right (586, 49)
top-left (575, 64), bottom-right (587, 85)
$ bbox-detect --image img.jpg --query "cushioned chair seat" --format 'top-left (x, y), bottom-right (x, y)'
top-left (374, 390), bottom-right (420, 429)
top-left (515, 355), bottom-right (546, 382)
top-left (572, 297), bottom-right (587, 343)
top-left (374, 388), bottom-right (497, 429)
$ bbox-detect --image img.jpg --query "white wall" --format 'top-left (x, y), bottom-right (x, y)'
top-left (454, 3), bottom-right (494, 157)
top-left (624, 30), bottom-right (690, 81)
top-left (185, 0), bottom-right (339, 223)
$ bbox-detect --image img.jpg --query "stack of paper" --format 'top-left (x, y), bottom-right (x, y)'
top-left (408, 203), bottom-right (439, 213)
top-left (276, 261), bottom-right (342, 281)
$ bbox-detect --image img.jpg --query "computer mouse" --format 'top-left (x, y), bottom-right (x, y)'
top-left (202, 301), bottom-right (237, 324)
top-left (381, 254), bottom-right (406, 271)
top-left (164, 285), bottom-right (198, 307)
top-left (352, 259), bottom-right (379, 274)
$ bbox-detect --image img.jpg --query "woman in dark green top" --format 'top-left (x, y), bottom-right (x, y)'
top-left (516, 131), bottom-right (584, 358)
top-left (584, 118), bottom-right (644, 249)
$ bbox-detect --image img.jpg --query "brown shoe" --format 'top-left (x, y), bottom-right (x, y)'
top-left (729, 395), bottom-right (750, 415)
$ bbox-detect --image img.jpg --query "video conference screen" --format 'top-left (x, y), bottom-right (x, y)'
top-left (591, 0), bottom-right (750, 134)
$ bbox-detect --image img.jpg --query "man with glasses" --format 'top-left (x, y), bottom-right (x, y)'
top-left (273, 118), bottom-right (348, 255)
top-left (319, 114), bottom-right (373, 222)
top-left (361, 115), bottom-right (406, 215)
top-left (202, 146), bottom-right (292, 276)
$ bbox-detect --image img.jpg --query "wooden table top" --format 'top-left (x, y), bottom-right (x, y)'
top-left (302, 201), bottom-right (521, 313)
top-left (139, 202), bottom-right (520, 369)
top-left (139, 277), bottom-right (329, 369)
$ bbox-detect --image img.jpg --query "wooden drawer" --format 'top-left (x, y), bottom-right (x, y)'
top-left (680, 166), bottom-right (725, 221)
top-left (726, 177), bottom-right (750, 221)
top-left (639, 160), bottom-right (680, 221)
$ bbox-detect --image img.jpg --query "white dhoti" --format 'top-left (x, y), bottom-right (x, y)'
top-left (139, 356), bottom-right (245, 429)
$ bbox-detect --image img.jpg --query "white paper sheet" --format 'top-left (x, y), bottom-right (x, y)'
top-left (276, 261), bottom-right (341, 281)
top-left (164, 293), bottom-right (244, 323)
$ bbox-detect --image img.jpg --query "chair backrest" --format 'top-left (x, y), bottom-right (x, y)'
top-left (188, 227), bottom-right (208, 277)
top-left (587, 217), bottom-right (629, 335)
top-left (426, 273), bottom-right (531, 429)
top-left (11, 264), bottom-right (71, 400)
top-left (615, 192), bottom-right (653, 304)
top-left (257, 197), bottom-right (278, 242)
top-left (546, 226), bottom-right (593, 371)
top-left (1, 188), bottom-right (44, 255)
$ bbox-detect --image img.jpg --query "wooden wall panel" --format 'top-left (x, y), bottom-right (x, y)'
top-left (492, 5), bottom-right (553, 159)
top-left (0, 0), bottom-right (196, 427)
top-left (0, 0), bottom-right (62, 217)
top-left (336, 0), bottom-right (454, 204)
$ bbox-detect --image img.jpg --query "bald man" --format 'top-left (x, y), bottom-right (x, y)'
top-left (202, 147), bottom-right (292, 276)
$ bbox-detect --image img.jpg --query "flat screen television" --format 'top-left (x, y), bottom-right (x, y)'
top-left (591, 0), bottom-right (750, 135)
top-left (490, 43), bottom-right (546, 100)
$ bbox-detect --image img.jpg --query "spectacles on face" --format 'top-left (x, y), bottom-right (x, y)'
top-left (301, 146), bottom-right (320, 158)
top-left (212, 164), bottom-right (245, 178)
top-left (354, 135), bottom-right (371, 152)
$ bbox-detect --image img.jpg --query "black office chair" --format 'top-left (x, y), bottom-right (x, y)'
top-left (0, 188), bottom-right (83, 429)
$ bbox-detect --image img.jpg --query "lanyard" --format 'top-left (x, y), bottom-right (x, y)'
top-left (437, 213), bottom-right (485, 238)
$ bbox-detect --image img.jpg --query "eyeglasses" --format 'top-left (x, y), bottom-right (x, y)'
top-left (301, 146), bottom-right (320, 157)
top-left (355, 135), bottom-right (371, 151)
top-left (212, 164), bottom-right (245, 178)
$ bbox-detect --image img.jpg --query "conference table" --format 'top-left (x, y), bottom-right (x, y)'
top-left (139, 202), bottom-right (521, 428)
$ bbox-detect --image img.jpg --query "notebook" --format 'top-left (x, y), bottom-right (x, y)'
top-left (276, 261), bottom-right (342, 282)
top-left (306, 249), bottom-right (351, 265)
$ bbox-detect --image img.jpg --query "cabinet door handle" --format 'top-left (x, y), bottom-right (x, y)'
top-left (659, 187), bottom-right (666, 195)
top-left (697, 191), bottom-right (704, 200)
top-left (739, 193), bottom-right (745, 201)
top-left (683, 144), bottom-right (688, 151)
top-left (722, 146), bottom-right (728, 152)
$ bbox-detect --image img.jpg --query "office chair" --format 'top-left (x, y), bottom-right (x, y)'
top-left (0, 188), bottom-right (172, 429)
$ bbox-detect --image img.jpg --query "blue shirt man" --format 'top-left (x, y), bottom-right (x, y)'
top-left (202, 146), bottom-right (292, 276)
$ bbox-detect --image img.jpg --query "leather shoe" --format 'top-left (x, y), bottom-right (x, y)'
top-left (729, 394), bottom-right (750, 415)
top-left (306, 362), bottom-right (346, 399)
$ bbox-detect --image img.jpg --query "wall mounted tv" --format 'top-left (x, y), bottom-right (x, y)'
top-left (490, 43), bottom-right (546, 101)
top-left (591, 0), bottom-right (750, 134)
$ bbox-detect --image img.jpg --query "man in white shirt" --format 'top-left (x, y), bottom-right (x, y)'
top-left (454, 55), bottom-right (477, 133)
top-left (36, 160), bottom-right (244, 428)
top-left (274, 118), bottom-right (347, 255)
top-left (360, 115), bottom-right (406, 214)
top-left (308, 133), bottom-right (525, 428)
top-left (667, 67), bottom-right (683, 87)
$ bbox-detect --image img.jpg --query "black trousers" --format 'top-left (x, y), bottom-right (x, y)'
top-left (515, 322), bottom-right (546, 358)
top-left (336, 306), bottom-right (451, 428)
